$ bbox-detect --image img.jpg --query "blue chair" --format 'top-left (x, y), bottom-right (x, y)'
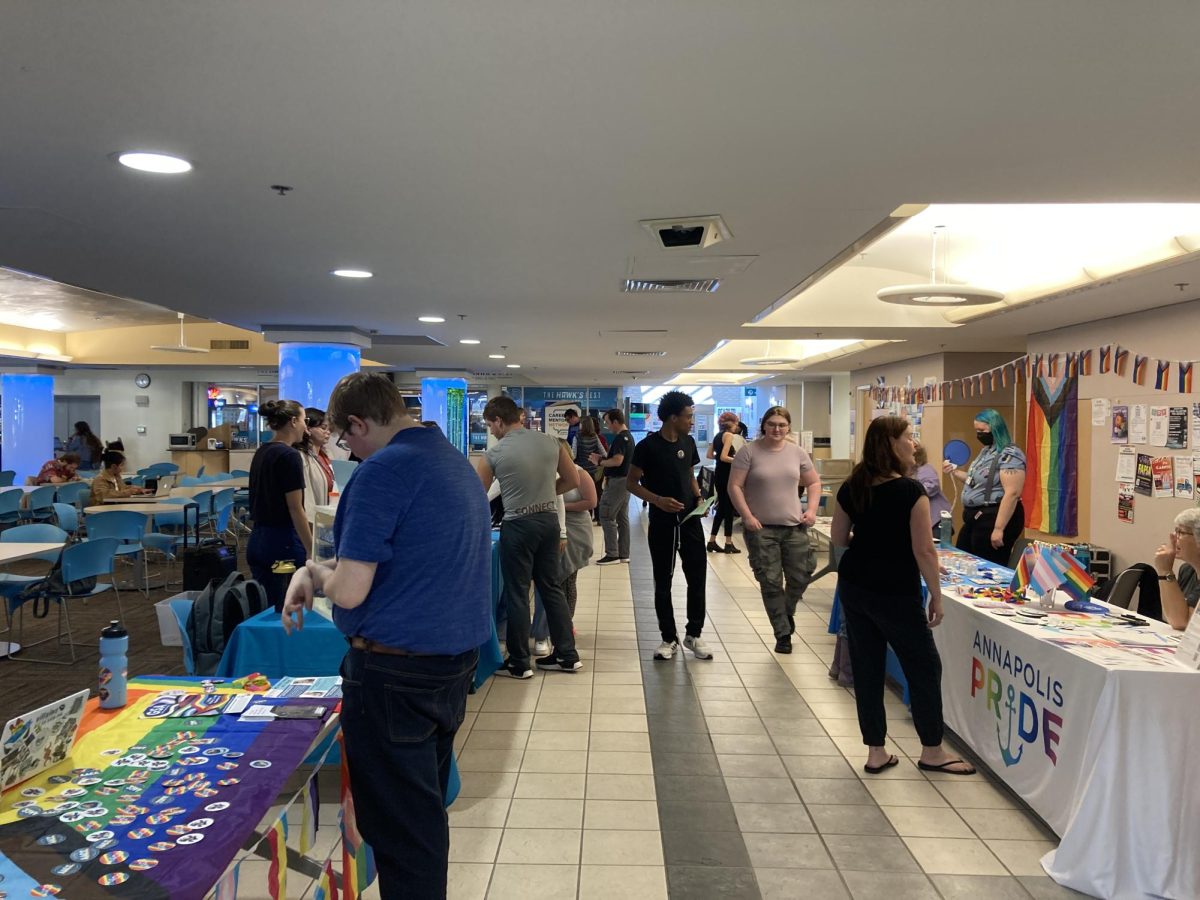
top-left (0, 524), bottom-right (68, 606)
top-left (0, 489), bottom-right (22, 528)
top-left (52, 503), bottom-right (81, 539)
top-left (146, 462), bottom-right (179, 475)
top-left (210, 488), bottom-right (236, 537)
top-left (21, 485), bottom-right (57, 523)
top-left (230, 469), bottom-right (250, 478)
top-left (209, 472), bottom-right (233, 481)
top-left (55, 481), bottom-right (91, 510)
top-left (170, 597), bottom-right (198, 675)
top-left (143, 501), bottom-right (196, 578)
top-left (179, 476), bottom-right (204, 486)
top-left (0, 471), bottom-right (15, 487)
top-left (10, 537), bottom-right (121, 665)
top-left (84, 511), bottom-right (149, 595)
top-left (331, 459), bottom-right (358, 490)
top-left (195, 465), bottom-right (206, 478)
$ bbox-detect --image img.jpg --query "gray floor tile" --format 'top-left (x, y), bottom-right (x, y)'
top-left (756, 868), bottom-right (849, 900)
top-left (662, 829), bottom-right (753, 868)
top-left (668, 866), bottom-right (761, 900)
top-left (794, 777), bottom-right (875, 805)
top-left (743, 832), bottom-right (833, 869)
top-left (808, 804), bottom-right (897, 836)
top-left (733, 802), bottom-right (816, 834)
top-left (710, 733), bottom-right (779, 755)
top-left (649, 731), bottom-right (716, 755)
top-left (841, 871), bottom-right (939, 899)
top-left (654, 751), bottom-right (722, 776)
top-left (762, 717), bottom-right (829, 737)
top-left (823, 834), bottom-right (921, 873)
top-left (724, 777), bottom-right (801, 804)
top-left (1017, 875), bottom-right (1093, 898)
top-left (717, 754), bottom-right (788, 778)
top-left (931, 874), bottom-right (1036, 899)
top-left (657, 799), bottom-right (741, 832)
top-left (654, 774), bottom-right (730, 802)
top-left (647, 714), bottom-right (709, 734)
top-left (781, 755), bottom-right (857, 779)
top-left (771, 734), bottom-right (840, 755)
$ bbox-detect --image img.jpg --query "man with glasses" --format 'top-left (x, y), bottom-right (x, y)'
top-left (281, 372), bottom-right (492, 899)
top-left (1155, 507), bottom-right (1200, 630)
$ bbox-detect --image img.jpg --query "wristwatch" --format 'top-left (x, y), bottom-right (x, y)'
top-left (1158, 571), bottom-right (1177, 583)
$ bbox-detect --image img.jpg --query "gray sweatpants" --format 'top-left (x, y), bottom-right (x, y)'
top-left (599, 476), bottom-right (630, 559)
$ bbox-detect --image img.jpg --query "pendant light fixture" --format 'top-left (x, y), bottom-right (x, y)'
top-left (740, 340), bottom-right (801, 367)
top-left (877, 225), bottom-right (1004, 306)
top-left (150, 312), bottom-right (209, 353)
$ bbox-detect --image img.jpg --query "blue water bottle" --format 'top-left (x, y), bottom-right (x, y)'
top-left (938, 511), bottom-right (953, 549)
top-left (99, 620), bottom-right (128, 709)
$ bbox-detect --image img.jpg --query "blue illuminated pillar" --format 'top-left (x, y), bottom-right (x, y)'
top-left (1, 374), bottom-right (54, 484)
top-left (421, 377), bottom-right (468, 454)
top-left (277, 343), bottom-right (362, 411)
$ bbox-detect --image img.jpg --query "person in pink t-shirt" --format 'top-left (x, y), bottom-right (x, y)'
top-left (728, 406), bottom-right (822, 654)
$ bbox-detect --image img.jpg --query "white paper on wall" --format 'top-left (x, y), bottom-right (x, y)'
top-left (1175, 456), bottom-right (1195, 499)
top-left (1148, 405), bottom-right (1169, 447)
top-left (1091, 398), bottom-right (1111, 427)
top-left (1115, 447), bottom-right (1137, 483)
top-left (1130, 404), bottom-right (1149, 444)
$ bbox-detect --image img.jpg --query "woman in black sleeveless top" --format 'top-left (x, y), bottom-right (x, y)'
top-left (831, 416), bottom-right (975, 776)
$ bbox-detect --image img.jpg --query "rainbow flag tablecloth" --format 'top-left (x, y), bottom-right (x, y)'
top-left (0, 676), bottom-right (337, 899)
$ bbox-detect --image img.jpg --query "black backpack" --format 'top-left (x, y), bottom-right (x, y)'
top-left (185, 571), bottom-right (269, 675)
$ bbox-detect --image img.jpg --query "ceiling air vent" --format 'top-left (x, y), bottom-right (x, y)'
top-left (612, 370), bottom-right (648, 377)
top-left (621, 279), bottom-right (719, 293)
top-left (640, 215), bottom-right (731, 250)
top-left (615, 350), bottom-right (667, 358)
top-left (209, 339), bottom-right (251, 350)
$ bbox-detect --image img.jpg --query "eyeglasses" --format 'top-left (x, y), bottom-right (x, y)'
top-left (1175, 527), bottom-right (1195, 538)
top-left (335, 429), bottom-right (350, 451)
top-left (765, 421), bottom-right (790, 430)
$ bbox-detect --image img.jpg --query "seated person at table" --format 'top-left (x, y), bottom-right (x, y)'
top-left (34, 452), bottom-right (82, 484)
top-left (89, 451), bottom-right (152, 505)
top-left (283, 372), bottom-right (492, 900)
top-left (1155, 507), bottom-right (1200, 630)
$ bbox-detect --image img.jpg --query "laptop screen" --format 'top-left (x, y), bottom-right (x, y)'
top-left (0, 689), bottom-right (89, 791)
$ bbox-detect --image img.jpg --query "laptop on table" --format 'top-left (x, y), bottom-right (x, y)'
top-left (104, 473), bottom-right (175, 503)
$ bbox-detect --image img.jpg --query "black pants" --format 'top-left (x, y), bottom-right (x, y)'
top-left (839, 581), bottom-right (944, 748)
top-left (647, 512), bottom-right (707, 641)
top-left (498, 513), bottom-right (578, 668)
top-left (340, 646), bottom-right (478, 900)
top-left (709, 473), bottom-right (735, 539)
top-left (956, 500), bottom-right (1024, 567)
top-left (246, 523), bottom-right (306, 613)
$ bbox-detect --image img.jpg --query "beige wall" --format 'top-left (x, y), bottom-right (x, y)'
top-left (1028, 298), bottom-right (1200, 571)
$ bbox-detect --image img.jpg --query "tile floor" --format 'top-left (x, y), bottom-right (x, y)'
top-left (258, 509), bottom-right (1089, 899)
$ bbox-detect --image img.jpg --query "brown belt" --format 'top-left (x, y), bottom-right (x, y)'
top-left (348, 636), bottom-right (433, 657)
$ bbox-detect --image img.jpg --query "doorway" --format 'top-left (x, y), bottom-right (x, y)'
top-left (54, 395), bottom-right (102, 449)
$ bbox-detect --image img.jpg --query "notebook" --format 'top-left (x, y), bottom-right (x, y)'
top-left (0, 689), bottom-right (89, 792)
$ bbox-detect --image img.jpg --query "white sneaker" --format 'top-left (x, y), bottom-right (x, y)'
top-left (653, 640), bottom-right (680, 660)
top-left (683, 635), bottom-right (714, 659)
top-left (533, 640), bottom-right (551, 657)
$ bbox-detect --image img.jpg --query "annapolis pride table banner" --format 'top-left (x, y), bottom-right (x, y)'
top-left (0, 677), bottom-right (337, 900)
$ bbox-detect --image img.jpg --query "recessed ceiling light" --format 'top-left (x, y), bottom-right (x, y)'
top-left (506, 364), bottom-right (521, 369)
top-left (418, 316), bottom-right (445, 323)
top-left (331, 269), bottom-right (373, 279)
top-left (116, 151), bottom-right (193, 174)
top-left (489, 354), bottom-right (506, 359)
top-left (460, 338), bottom-right (480, 345)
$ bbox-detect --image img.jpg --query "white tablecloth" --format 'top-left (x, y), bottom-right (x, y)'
top-left (934, 591), bottom-right (1200, 899)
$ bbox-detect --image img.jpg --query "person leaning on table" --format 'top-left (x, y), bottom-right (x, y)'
top-left (831, 415), bottom-right (975, 776)
top-left (282, 372), bottom-right (492, 900)
top-left (89, 451), bottom-right (152, 504)
top-left (1155, 506), bottom-right (1200, 630)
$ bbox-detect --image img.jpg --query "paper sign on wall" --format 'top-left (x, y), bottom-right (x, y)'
top-left (1148, 405), bottom-right (1169, 447)
top-left (1130, 404), bottom-right (1149, 444)
top-left (1175, 457), bottom-right (1195, 499)
top-left (1115, 447), bottom-right (1137, 483)
top-left (1092, 398), bottom-right (1111, 427)
top-left (1151, 456), bottom-right (1174, 498)
top-left (1167, 406), bottom-right (1188, 449)
top-left (1192, 404), bottom-right (1200, 447)
top-left (1134, 453), bottom-right (1154, 496)
top-left (1117, 484), bottom-right (1135, 524)
top-left (1111, 405), bottom-right (1129, 444)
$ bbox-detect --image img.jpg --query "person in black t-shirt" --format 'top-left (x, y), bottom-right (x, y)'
top-left (592, 408), bottom-right (635, 564)
top-left (248, 399), bottom-right (313, 612)
top-left (831, 416), bottom-right (975, 777)
top-left (628, 391), bottom-right (713, 661)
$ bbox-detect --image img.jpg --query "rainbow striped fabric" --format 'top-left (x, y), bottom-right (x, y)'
top-left (1022, 372), bottom-right (1079, 535)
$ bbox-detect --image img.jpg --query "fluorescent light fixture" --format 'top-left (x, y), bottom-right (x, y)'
top-left (331, 269), bottom-right (373, 279)
top-left (418, 316), bottom-right (445, 323)
top-left (506, 364), bottom-right (521, 369)
top-left (489, 354), bottom-right (506, 359)
top-left (117, 151), bottom-right (193, 174)
top-left (460, 338), bottom-right (481, 345)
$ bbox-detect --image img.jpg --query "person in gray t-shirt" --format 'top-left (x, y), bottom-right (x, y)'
top-left (478, 396), bottom-right (582, 677)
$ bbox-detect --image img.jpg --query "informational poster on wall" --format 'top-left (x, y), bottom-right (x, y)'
top-left (1134, 453), bottom-right (1153, 497)
top-left (1117, 484), bottom-right (1135, 524)
top-left (1193, 404), bottom-right (1200, 447)
top-left (1168, 406), bottom-right (1189, 449)
top-left (1092, 398), bottom-right (1111, 427)
top-left (1175, 457), bottom-right (1195, 499)
top-left (1149, 405), bottom-right (1169, 447)
top-left (1111, 405), bottom-right (1129, 444)
top-left (1152, 456), bottom-right (1174, 497)
top-left (1115, 447), bottom-right (1137, 483)
top-left (1129, 404), bottom-right (1149, 444)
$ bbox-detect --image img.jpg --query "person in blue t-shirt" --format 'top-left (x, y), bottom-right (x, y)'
top-left (281, 372), bottom-right (491, 900)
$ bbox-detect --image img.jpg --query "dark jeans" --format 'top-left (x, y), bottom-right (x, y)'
top-left (647, 511), bottom-right (707, 641)
top-left (340, 646), bottom-right (478, 900)
top-left (956, 500), bottom-right (1025, 567)
top-left (246, 523), bottom-right (306, 612)
top-left (839, 581), bottom-right (944, 748)
top-left (745, 525), bottom-right (815, 638)
top-left (709, 473), bottom-right (735, 539)
top-left (499, 513), bottom-right (578, 667)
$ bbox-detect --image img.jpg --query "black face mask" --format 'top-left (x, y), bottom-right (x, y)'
top-left (976, 432), bottom-right (994, 447)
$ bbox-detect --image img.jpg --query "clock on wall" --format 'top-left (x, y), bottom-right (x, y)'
top-left (134, 373), bottom-right (152, 389)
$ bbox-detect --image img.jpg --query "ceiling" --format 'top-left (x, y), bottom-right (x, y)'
top-left (0, 267), bottom-right (200, 332)
top-left (3, 2), bottom-right (1200, 385)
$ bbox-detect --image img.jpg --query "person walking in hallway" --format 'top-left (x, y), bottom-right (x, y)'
top-left (592, 408), bottom-right (634, 565)
top-left (707, 411), bottom-right (745, 554)
top-left (831, 415), bottom-right (975, 776)
top-left (727, 406), bottom-right (821, 654)
top-left (627, 390), bottom-right (713, 661)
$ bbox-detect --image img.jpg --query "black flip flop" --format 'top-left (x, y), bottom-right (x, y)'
top-left (917, 758), bottom-right (977, 775)
top-left (863, 755), bottom-right (899, 774)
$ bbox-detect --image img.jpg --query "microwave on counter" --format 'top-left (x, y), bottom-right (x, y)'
top-left (168, 433), bottom-right (197, 449)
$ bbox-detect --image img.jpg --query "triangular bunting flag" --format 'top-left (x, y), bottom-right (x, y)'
top-left (1155, 360), bottom-right (1171, 391)
top-left (1115, 346), bottom-right (1130, 377)
top-left (1132, 354), bottom-right (1148, 385)
top-left (1079, 348), bottom-right (1093, 376)
top-left (1181, 361), bottom-right (1194, 393)
top-left (1100, 345), bottom-right (1112, 374)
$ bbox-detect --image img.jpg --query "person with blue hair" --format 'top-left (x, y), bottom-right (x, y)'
top-left (943, 408), bottom-right (1026, 565)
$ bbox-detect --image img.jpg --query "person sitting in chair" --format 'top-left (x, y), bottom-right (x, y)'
top-left (1155, 507), bottom-right (1200, 630)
